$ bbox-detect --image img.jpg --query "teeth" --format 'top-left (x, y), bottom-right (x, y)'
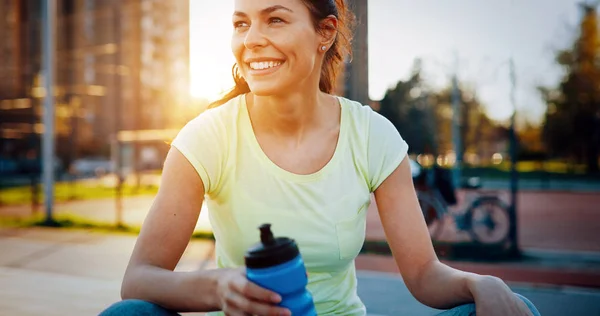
top-left (250, 61), bottom-right (282, 70)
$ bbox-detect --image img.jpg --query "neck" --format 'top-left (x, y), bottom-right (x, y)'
top-left (248, 88), bottom-right (331, 138)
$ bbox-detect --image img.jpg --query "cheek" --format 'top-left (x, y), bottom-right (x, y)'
top-left (292, 45), bottom-right (318, 73)
top-left (231, 36), bottom-right (244, 62)
top-left (278, 35), bottom-right (316, 69)
top-left (292, 32), bottom-right (319, 70)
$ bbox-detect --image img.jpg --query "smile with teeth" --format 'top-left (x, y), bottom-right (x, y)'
top-left (249, 61), bottom-right (283, 70)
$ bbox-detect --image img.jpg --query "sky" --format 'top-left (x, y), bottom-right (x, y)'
top-left (189, 0), bottom-right (583, 124)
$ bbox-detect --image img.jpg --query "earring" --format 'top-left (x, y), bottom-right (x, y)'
top-left (321, 45), bottom-right (327, 51)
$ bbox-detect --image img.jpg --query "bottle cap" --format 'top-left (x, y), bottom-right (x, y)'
top-left (244, 223), bottom-right (300, 269)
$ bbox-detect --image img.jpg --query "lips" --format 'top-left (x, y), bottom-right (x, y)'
top-left (245, 59), bottom-right (285, 76)
top-left (249, 60), bottom-right (282, 70)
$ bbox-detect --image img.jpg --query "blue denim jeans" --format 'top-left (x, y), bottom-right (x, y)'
top-left (99, 293), bottom-right (540, 315)
top-left (99, 299), bottom-right (179, 316)
top-left (435, 293), bottom-right (540, 316)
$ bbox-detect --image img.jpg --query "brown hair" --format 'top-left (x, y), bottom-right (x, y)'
top-left (208, 0), bottom-right (355, 108)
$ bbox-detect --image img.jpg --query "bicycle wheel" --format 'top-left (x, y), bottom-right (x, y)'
top-left (417, 191), bottom-right (445, 240)
top-left (466, 196), bottom-right (510, 244)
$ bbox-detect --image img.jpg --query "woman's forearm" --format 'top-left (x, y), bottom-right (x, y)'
top-left (408, 260), bottom-right (479, 310)
top-left (121, 265), bottom-right (221, 312)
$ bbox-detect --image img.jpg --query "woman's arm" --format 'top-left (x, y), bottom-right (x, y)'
top-left (120, 147), bottom-right (221, 311)
top-left (121, 147), bottom-right (290, 315)
top-left (373, 157), bottom-right (480, 309)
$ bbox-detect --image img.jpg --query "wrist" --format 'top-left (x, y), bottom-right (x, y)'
top-left (182, 269), bottom-right (222, 311)
top-left (204, 269), bottom-right (224, 310)
top-left (467, 274), bottom-right (505, 300)
top-left (464, 273), bottom-right (481, 301)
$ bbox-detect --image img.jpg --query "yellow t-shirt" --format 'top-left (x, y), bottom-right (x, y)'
top-left (171, 94), bottom-right (408, 315)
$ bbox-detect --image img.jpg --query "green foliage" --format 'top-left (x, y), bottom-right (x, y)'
top-left (541, 4), bottom-right (600, 173)
top-left (378, 59), bottom-right (502, 162)
top-left (378, 60), bottom-right (440, 155)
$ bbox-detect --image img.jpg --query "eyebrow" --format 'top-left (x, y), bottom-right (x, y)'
top-left (233, 5), bottom-right (293, 17)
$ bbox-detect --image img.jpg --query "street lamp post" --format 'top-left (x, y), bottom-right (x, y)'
top-left (423, 53), bottom-right (464, 188)
top-left (113, 5), bottom-right (124, 228)
top-left (41, 0), bottom-right (57, 225)
top-left (508, 58), bottom-right (520, 257)
top-left (451, 73), bottom-right (462, 188)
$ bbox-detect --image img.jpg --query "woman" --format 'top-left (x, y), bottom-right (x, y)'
top-left (101, 0), bottom-right (540, 315)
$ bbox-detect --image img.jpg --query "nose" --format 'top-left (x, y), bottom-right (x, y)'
top-left (244, 24), bottom-right (268, 50)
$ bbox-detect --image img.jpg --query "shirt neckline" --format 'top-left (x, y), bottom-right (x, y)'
top-left (239, 94), bottom-right (348, 183)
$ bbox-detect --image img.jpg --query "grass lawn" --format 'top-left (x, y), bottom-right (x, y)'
top-left (462, 160), bottom-right (599, 181)
top-left (0, 180), bottom-right (159, 206)
top-left (0, 213), bottom-right (214, 240)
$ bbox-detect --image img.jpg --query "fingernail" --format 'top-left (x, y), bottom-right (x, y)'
top-left (272, 294), bottom-right (282, 302)
top-left (280, 310), bottom-right (290, 316)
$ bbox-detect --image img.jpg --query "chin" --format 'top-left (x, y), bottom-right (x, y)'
top-left (247, 81), bottom-right (289, 96)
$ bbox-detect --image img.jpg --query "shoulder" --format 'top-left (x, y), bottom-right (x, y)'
top-left (187, 95), bottom-right (243, 130)
top-left (337, 96), bottom-right (408, 192)
top-left (172, 95), bottom-right (244, 149)
top-left (337, 96), bottom-right (398, 139)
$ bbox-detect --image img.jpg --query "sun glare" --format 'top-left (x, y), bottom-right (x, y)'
top-left (189, 1), bottom-right (236, 101)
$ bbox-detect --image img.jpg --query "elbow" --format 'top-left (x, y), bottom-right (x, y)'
top-left (120, 275), bottom-right (134, 300)
top-left (403, 259), bottom-right (439, 306)
top-left (120, 267), bottom-right (141, 300)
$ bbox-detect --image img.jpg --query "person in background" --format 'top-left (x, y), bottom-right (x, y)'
top-left (100, 0), bottom-right (540, 315)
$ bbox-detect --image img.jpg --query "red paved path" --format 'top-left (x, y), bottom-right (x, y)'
top-left (362, 190), bottom-right (600, 288)
top-left (356, 254), bottom-right (600, 289)
top-left (366, 190), bottom-right (600, 252)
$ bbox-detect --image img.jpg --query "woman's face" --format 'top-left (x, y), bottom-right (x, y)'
top-left (231, 0), bottom-right (324, 96)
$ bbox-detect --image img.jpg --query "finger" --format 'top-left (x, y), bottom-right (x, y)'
top-left (223, 308), bottom-right (250, 316)
top-left (231, 277), bottom-right (282, 304)
top-left (222, 292), bottom-right (251, 316)
top-left (225, 290), bottom-right (290, 316)
top-left (515, 297), bottom-right (534, 316)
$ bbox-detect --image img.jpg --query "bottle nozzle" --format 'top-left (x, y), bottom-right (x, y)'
top-left (259, 223), bottom-right (276, 246)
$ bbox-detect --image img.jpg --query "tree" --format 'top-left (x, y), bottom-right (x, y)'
top-left (378, 59), bottom-right (500, 162)
top-left (430, 86), bottom-right (500, 165)
top-left (378, 60), bottom-right (438, 155)
top-left (541, 3), bottom-right (600, 173)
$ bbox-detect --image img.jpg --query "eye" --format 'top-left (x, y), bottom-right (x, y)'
top-left (269, 17), bottom-right (284, 24)
top-left (233, 21), bottom-right (249, 29)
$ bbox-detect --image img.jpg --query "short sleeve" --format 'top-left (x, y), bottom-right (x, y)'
top-left (367, 110), bottom-right (409, 192)
top-left (170, 110), bottom-right (227, 196)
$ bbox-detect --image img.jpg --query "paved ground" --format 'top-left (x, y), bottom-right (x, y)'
top-left (357, 270), bottom-right (600, 316)
top-left (356, 252), bottom-right (600, 289)
top-left (2, 227), bottom-right (600, 315)
top-left (366, 191), bottom-right (600, 252)
top-left (2, 189), bottom-right (600, 313)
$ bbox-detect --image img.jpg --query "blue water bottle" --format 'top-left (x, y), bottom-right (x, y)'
top-left (245, 223), bottom-right (316, 316)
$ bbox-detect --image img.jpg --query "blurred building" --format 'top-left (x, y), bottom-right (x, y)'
top-left (0, 1), bottom-right (43, 164)
top-left (0, 0), bottom-right (189, 171)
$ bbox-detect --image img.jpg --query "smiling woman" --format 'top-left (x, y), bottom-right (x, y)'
top-left (99, 1), bottom-right (540, 316)
top-left (189, 1), bottom-right (236, 101)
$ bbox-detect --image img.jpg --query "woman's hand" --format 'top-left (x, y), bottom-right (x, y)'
top-left (470, 275), bottom-right (534, 316)
top-left (215, 268), bottom-right (291, 316)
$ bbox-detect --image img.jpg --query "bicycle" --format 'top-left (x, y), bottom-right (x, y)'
top-left (412, 162), bottom-right (511, 245)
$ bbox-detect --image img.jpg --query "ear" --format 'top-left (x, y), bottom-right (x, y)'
top-left (318, 15), bottom-right (338, 52)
